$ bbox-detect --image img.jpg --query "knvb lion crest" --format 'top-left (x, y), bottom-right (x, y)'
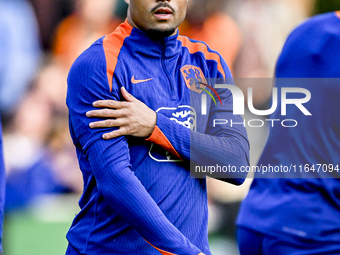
top-left (181, 65), bottom-right (207, 93)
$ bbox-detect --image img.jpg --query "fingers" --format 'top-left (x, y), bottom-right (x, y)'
top-left (86, 108), bottom-right (125, 118)
top-left (92, 100), bottom-right (128, 109)
top-left (89, 119), bottom-right (123, 128)
top-left (102, 129), bottom-right (125, 139)
top-left (92, 87), bottom-right (139, 107)
top-left (89, 119), bottom-right (129, 139)
top-left (121, 86), bottom-right (138, 102)
top-left (88, 117), bottom-right (131, 139)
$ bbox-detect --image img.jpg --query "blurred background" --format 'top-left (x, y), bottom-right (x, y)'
top-left (1, 0), bottom-right (339, 254)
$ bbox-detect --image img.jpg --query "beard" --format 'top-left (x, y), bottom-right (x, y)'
top-left (146, 28), bottom-right (176, 39)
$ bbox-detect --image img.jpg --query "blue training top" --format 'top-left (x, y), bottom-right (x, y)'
top-left (237, 12), bottom-right (340, 244)
top-left (67, 20), bottom-right (249, 255)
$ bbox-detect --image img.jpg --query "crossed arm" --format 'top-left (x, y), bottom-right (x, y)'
top-left (86, 87), bottom-right (207, 252)
top-left (87, 86), bottom-right (157, 139)
top-left (86, 86), bottom-right (247, 255)
top-left (85, 86), bottom-right (249, 255)
top-left (87, 86), bottom-right (249, 183)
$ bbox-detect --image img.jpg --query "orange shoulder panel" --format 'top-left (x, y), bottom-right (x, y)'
top-left (146, 126), bottom-right (183, 161)
top-left (103, 20), bottom-right (133, 91)
top-left (336, 11), bottom-right (340, 19)
top-left (177, 35), bottom-right (226, 81)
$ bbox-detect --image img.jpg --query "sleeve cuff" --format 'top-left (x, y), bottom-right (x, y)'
top-left (145, 113), bottom-right (183, 160)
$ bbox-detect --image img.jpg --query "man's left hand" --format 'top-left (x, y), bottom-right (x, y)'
top-left (86, 87), bottom-right (157, 139)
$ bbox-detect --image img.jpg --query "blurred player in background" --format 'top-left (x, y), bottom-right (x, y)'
top-left (237, 11), bottom-right (340, 255)
top-left (179, 0), bottom-right (242, 74)
top-left (52, 0), bottom-right (121, 68)
top-left (0, 0), bottom-right (40, 119)
top-left (66, 0), bottom-right (249, 254)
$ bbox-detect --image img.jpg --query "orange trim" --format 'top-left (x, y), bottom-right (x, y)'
top-left (103, 20), bottom-right (133, 92)
top-left (146, 126), bottom-right (183, 161)
top-left (178, 35), bottom-right (226, 81)
top-left (145, 240), bottom-right (178, 255)
top-left (336, 11), bottom-right (340, 19)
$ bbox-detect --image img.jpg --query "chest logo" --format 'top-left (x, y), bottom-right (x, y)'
top-left (131, 75), bottom-right (153, 84)
top-left (180, 65), bottom-right (207, 93)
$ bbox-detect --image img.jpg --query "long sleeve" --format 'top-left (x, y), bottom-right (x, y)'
top-left (147, 58), bottom-right (250, 185)
top-left (67, 42), bottom-right (201, 255)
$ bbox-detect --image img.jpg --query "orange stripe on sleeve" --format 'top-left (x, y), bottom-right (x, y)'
top-left (178, 35), bottom-right (226, 81)
top-left (146, 126), bottom-right (183, 161)
top-left (336, 11), bottom-right (340, 19)
top-left (103, 20), bottom-right (133, 92)
top-left (145, 240), bottom-right (178, 255)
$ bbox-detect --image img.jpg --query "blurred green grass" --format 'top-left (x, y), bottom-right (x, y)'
top-left (3, 195), bottom-right (80, 255)
top-left (2, 195), bottom-right (240, 255)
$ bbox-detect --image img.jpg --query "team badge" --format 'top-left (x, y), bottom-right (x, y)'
top-left (180, 65), bottom-right (207, 93)
top-left (149, 106), bottom-right (196, 162)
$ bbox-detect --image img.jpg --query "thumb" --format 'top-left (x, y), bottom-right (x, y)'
top-left (121, 86), bottom-right (137, 102)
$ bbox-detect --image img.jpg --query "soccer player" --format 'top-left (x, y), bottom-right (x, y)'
top-left (66, 0), bottom-right (249, 254)
top-left (237, 11), bottom-right (340, 255)
top-left (0, 117), bottom-right (5, 255)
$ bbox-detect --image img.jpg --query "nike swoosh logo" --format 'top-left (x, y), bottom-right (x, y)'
top-left (131, 75), bottom-right (153, 84)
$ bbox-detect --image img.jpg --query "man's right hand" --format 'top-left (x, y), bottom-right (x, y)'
top-left (86, 87), bottom-right (157, 139)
